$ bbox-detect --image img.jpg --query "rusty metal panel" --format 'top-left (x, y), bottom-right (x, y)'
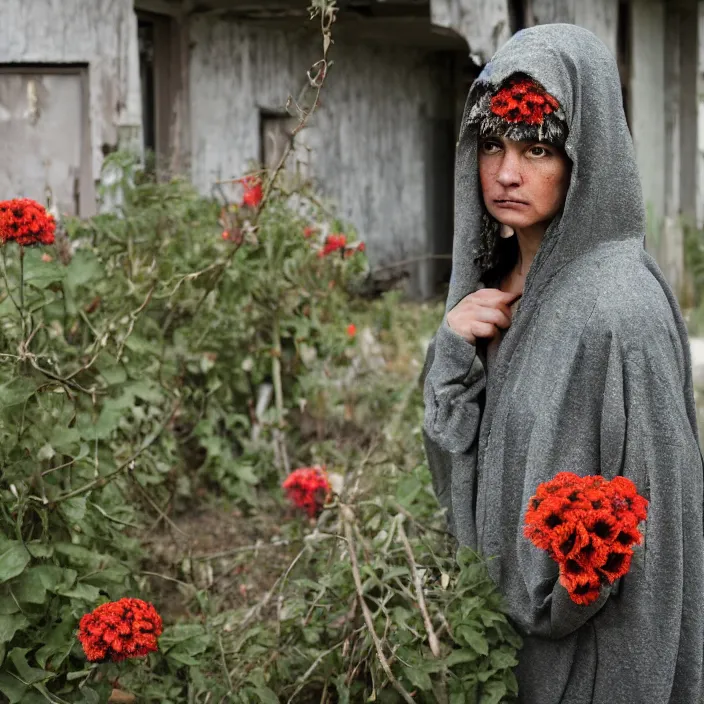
top-left (0, 0), bottom-right (141, 188)
top-left (0, 70), bottom-right (87, 216)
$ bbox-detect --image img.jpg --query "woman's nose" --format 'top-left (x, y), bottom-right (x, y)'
top-left (496, 153), bottom-right (522, 187)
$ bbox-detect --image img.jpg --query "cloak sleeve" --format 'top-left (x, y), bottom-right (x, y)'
top-left (517, 308), bottom-right (704, 641)
top-left (422, 316), bottom-right (486, 547)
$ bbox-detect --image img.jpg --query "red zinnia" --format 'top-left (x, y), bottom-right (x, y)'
top-left (346, 323), bottom-right (357, 338)
top-left (239, 176), bottom-right (263, 209)
top-left (490, 78), bottom-right (560, 126)
top-left (78, 598), bottom-right (163, 663)
top-left (282, 466), bottom-right (332, 518)
top-left (524, 473), bottom-right (647, 605)
top-left (303, 226), bottom-right (318, 239)
top-left (319, 233), bottom-right (347, 257)
top-left (0, 198), bottom-right (56, 246)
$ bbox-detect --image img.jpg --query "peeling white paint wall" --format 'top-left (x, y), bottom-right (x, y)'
top-left (189, 17), bottom-right (457, 286)
top-left (531, 0), bottom-right (618, 55)
top-left (0, 0), bottom-right (142, 181)
top-left (430, 0), bottom-right (511, 62)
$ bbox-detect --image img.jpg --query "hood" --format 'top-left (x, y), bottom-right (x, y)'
top-left (446, 23), bottom-right (646, 312)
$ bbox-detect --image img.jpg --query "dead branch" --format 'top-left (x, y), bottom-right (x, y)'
top-left (397, 519), bottom-right (441, 657)
top-left (341, 505), bottom-right (415, 704)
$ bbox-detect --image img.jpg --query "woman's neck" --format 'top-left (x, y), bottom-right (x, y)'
top-left (514, 222), bottom-right (547, 276)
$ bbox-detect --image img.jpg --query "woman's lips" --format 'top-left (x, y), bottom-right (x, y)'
top-left (494, 199), bottom-right (529, 209)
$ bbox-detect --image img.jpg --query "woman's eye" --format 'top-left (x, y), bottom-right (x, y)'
top-left (529, 146), bottom-right (549, 157)
top-left (482, 141), bottom-right (502, 153)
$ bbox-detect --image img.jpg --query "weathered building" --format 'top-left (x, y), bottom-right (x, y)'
top-left (0, 0), bottom-right (699, 298)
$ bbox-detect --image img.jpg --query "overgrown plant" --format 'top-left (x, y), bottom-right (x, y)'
top-left (0, 0), bottom-right (523, 701)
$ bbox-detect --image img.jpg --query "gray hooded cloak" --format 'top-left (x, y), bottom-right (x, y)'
top-left (422, 24), bottom-right (704, 704)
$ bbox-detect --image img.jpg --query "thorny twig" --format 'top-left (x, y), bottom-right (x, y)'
top-left (397, 519), bottom-right (441, 657)
top-left (341, 505), bottom-right (415, 704)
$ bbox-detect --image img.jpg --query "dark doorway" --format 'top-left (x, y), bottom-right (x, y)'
top-left (617, 0), bottom-right (632, 127)
top-left (137, 12), bottom-right (176, 177)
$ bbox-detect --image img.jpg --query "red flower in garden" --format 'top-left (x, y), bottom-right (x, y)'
top-left (319, 233), bottom-right (347, 257)
top-left (491, 77), bottom-right (560, 125)
top-left (78, 598), bottom-right (163, 663)
top-left (303, 226), bottom-right (318, 239)
top-left (282, 466), bottom-right (332, 518)
top-left (239, 176), bottom-right (263, 208)
top-left (524, 473), bottom-right (648, 605)
top-left (346, 323), bottom-right (357, 338)
top-left (0, 198), bottom-right (56, 246)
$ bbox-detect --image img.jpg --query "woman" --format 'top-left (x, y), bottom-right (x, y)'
top-left (422, 24), bottom-right (704, 703)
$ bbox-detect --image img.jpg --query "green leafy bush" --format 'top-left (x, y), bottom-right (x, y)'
top-left (0, 160), bottom-right (521, 701)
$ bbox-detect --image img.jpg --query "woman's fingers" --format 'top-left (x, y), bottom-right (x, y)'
top-left (447, 288), bottom-right (522, 343)
top-left (470, 321), bottom-right (498, 339)
top-left (473, 304), bottom-right (512, 329)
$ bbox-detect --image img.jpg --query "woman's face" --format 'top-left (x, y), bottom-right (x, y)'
top-left (479, 135), bottom-right (571, 231)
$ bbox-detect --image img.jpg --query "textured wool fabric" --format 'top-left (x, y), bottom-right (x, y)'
top-left (422, 24), bottom-right (704, 704)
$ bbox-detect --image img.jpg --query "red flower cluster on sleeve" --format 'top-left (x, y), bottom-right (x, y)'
top-left (524, 473), bottom-right (648, 605)
top-left (0, 198), bottom-right (56, 246)
top-left (282, 466), bottom-right (332, 518)
top-left (490, 78), bottom-right (560, 125)
top-left (78, 598), bottom-right (163, 662)
top-left (317, 233), bottom-right (347, 258)
top-left (238, 176), bottom-right (263, 209)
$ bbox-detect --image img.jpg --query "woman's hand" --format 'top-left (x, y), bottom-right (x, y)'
top-left (447, 289), bottom-right (521, 344)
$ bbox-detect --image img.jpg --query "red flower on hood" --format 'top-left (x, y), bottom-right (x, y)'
top-left (0, 198), bottom-right (56, 246)
top-left (491, 78), bottom-right (560, 125)
top-left (78, 598), bottom-right (163, 663)
top-left (282, 466), bottom-right (331, 518)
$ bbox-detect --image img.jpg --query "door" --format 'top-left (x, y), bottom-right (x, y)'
top-left (0, 67), bottom-right (93, 216)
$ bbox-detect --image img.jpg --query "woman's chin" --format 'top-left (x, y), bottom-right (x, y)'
top-left (485, 207), bottom-right (534, 230)
top-left (492, 215), bottom-right (535, 230)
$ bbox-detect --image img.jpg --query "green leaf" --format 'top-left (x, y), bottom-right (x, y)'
top-left (403, 665), bottom-right (433, 692)
top-left (13, 569), bottom-right (47, 604)
top-left (75, 686), bottom-right (101, 704)
top-left (48, 426), bottom-right (81, 453)
top-left (0, 543), bottom-right (31, 583)
top-left (0, 378), bottom-right (41, 408)
top-left (0, 614), bottom-right (30, 644)
top-left (23, 250), bottom-right (66, 289)
top-left (59, 496), bottom-right (87, 524)
top-left (24, 543), bottom-right (53, 560)
top-left (95, 355), bottom-right (127, 386)
top-left (456, 626), bottom-right (489, 657)
top-left (36, 444), bottom-right (54, 461)
top-left (334, 674), bottom-right (350, 704)
top-left (444, 650), bottom-right (479, 667)
top-left (56, 582), bottom-right (101, 602)
top-left (252, 687), bottom-right (280, 704)
top-left (8, 648), bottom-right (51, 685)
top-left (31, 565), bottom-right (75, 593)
top-left (65, 250), bottom-right (103, 288)
top-left (489, 648), bottom-right (518, 670)
top-left (0, 671), bottom-right (27, 702)
top-left (35, 616), bottom-right (75, 670)
top-left (479, 679), bottom-right (507, 704)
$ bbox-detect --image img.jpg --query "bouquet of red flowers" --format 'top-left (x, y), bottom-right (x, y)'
top-left (524, 472), bottom-right (648, 605)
